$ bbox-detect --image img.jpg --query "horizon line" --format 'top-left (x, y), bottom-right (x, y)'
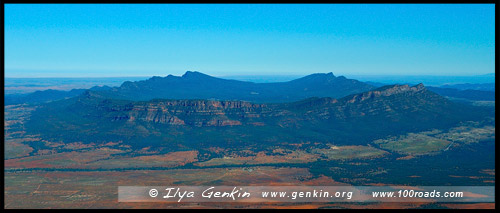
top-left (4, 72), bottom-right (495, 79)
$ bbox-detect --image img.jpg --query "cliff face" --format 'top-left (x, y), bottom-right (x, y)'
top-left (104, 100), bottom-right (272, 127)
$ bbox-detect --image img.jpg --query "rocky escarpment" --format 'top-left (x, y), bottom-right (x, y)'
top-left (108, 99), bottom-right (273, 127)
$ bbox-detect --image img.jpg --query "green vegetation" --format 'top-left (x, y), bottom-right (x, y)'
top-left (374, 134), bottom-right (450, 155)
top-left (312, 145), bottom-right (388, 160)
top-left (436, 125), bottom-right (495, 144)
top-left (195, 150), bottom-right (319, 166)
top-left (373, 121), bottom-right (495, 155)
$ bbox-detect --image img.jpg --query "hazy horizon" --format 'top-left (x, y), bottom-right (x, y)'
top-left (4, 70), bottom-right (496, 79)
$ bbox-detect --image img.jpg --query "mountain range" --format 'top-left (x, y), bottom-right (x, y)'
top-left (92, 71), bottom-right (376, 103)
top-left (6, 72), bottom-right (494, 106)
top-left (26, 75), bottom-right (492, 151)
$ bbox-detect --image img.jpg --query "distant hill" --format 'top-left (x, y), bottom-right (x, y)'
top-left (94, 71), bottom-right (376, 103)
top-left (4, 86), bottom-right (112, 105)
top-left (439, 83), bottom-right (495, 91)
top-left (427, 87), bottom-right (495, 101)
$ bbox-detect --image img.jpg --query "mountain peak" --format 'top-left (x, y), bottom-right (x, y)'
top-left (292, 72), bottom-right (337, 83)
top-left (182, 71), bottom-right (210, 78)
top-left (150, 76), bottom-right (163, 81)
top-left (316, 72), bottom-right (336, 77)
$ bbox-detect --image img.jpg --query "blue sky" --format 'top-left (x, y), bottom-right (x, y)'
top-left (5, 4), bottom-right (495, 77)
